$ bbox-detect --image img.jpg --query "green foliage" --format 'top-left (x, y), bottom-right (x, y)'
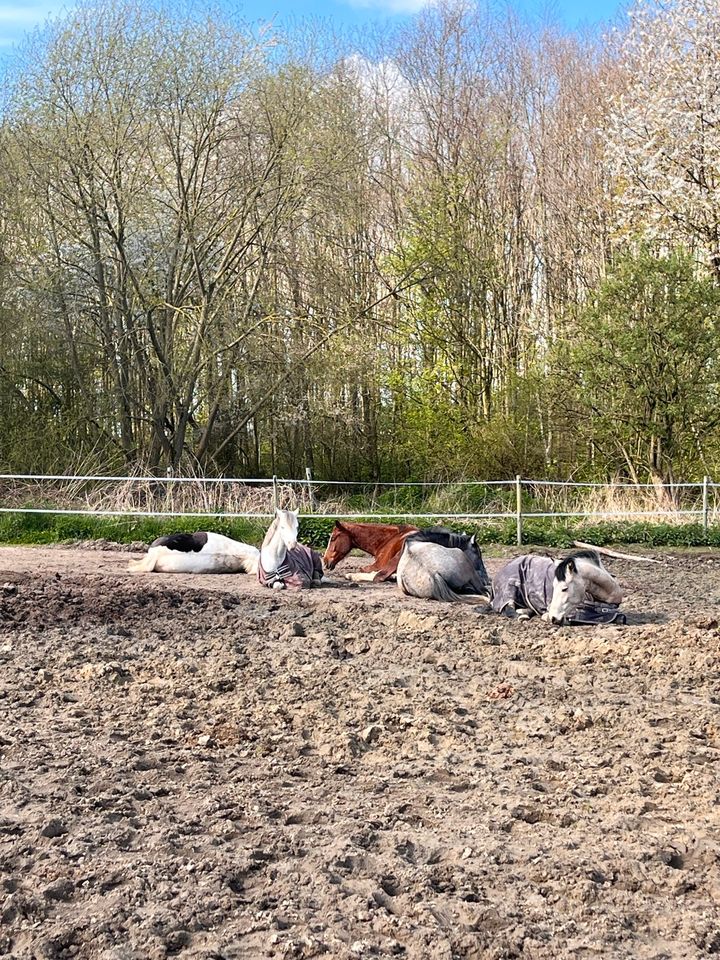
top-left (1, 511), bottom-right (719, 550)
top-left (561, 247), bottom-right (720, 481)
top-left (0, 512), bottom-right (266, 546)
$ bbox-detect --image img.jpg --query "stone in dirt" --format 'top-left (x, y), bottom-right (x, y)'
top-left (40, 819), bottom-right (67, 838)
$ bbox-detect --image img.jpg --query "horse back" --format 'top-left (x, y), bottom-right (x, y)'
top-left (151, 531), bottom-right (208, 552)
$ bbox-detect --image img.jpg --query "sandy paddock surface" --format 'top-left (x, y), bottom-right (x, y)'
top-left (1, 544), bottom-right (720, 960)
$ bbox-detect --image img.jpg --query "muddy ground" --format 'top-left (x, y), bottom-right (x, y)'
top-left (0, 544), bottom-right (719, 960)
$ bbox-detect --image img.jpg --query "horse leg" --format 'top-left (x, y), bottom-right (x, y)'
top-left (373, 555), bottom-right (401, 582)
top-left (345, 571), bottom-right (380, 582)
top-left (345, 556), bottom-right (399, 583)
top-left (128, 548), bottom-right (160, 573)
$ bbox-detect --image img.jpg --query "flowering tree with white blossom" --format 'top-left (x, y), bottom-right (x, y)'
top-left (606, 0), bottom-right (720, 277)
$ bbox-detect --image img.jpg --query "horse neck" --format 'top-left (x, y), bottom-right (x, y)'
top-left (261, 519), bottom-right (286, 572)
top-left (574, 558), bottom-right (621, 602)
top-left (342, 522), bottom-right (410, 556)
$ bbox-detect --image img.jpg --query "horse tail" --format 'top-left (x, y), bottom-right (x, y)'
top-left (128, 549), bottom-right (158, 573)
top-left (468, 569), bottom-right (493, 600)
top-left (428, 573), bottom-right (489, 604)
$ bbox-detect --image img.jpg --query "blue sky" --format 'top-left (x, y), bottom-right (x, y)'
top-left (0, 0), bottom-right (627, 49)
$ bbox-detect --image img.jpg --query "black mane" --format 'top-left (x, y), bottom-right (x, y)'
top-left (407, 527), bottom-right (472, 550)
top-left (555, 549), bottom-right (601, 581)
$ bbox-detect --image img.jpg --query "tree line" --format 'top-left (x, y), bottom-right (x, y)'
top-left (1, 0), bottom-right (719, 487)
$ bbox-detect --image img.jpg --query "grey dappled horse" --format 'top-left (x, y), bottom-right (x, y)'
top-left (396, 529), bottom-right (492, 603)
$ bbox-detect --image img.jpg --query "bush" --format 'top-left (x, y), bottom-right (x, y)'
top-left (0, 510), bottom-right (717, 551)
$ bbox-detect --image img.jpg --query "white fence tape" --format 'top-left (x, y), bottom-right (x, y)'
top-left (0, 473), bottom-right (715, 545)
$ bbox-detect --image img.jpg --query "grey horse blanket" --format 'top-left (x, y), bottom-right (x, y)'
top-left (492, 555), bottom-right (625, 624)
top-left (258, 543), bottom-right (323, 590)
top-left (492, 555), bottom-right (556, 617)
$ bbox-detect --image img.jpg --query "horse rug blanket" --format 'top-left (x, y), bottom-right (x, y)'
top-left (491, 554), bottom-right (625, 625)
top-left (258, 543), bottom-right (323, 590)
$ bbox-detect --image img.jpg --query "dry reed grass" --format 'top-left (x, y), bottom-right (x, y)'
top-left (0, 474), bottom-right (716, 523)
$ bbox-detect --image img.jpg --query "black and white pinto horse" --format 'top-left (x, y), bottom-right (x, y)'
top-left (492, 549), bottom-right (623, 623)
top-left (396, 528), bottom-right (493, 603)
top-left (128, 531), bottom-right (259, 574)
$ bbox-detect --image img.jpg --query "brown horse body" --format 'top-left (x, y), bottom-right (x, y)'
top-left (322, 521), bottom-right (419, 582)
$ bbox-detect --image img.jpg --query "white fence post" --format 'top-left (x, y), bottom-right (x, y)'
top-left (703, 475), bottom-right (710, 532)
top-left (305, 467), bottom-right (317, 511)
top-left (165, 465), bottom-right (174, 511)
top-left (272, 474), bottom-right (278, 511)
top-left (515, 475), bottom-right (523, 546)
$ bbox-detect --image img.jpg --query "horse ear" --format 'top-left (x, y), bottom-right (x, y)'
top-left (470, 534), bottom-right (476, 546)
top-left (292, 509), bottom-right (299, 519)
top-left (566, 558), bottom-right (577, 576)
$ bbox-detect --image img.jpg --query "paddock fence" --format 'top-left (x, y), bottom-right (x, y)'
top-left (2, 471), bottom-right (720, 545)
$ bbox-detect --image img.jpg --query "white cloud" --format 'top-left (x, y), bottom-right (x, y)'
top-left (0, 1), bottom-right (67, 23)
top-left (0, 1), bottom-right (69, 47)
top-left (344, 0), bottom-right (432, 13)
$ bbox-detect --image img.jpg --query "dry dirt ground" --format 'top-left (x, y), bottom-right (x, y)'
top-left (1, 544), bottom-right (720, 960)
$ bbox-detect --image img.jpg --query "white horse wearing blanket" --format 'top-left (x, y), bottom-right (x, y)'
top-left (492, 549), bottom-right (624, 624)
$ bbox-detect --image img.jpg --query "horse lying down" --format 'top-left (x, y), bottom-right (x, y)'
top-left (491, 550), bottom-right (625, 624)
top-left (396, 529), bottom-right (492, 603)
top-left (128, 532), bottom-right (259, 574)
top-left (257, 508), bottom-right (323, 590)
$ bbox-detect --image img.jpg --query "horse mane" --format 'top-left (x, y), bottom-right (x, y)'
top-left (407, 527), bottom-right (472, 550)
top-left (555, 549), bottom-right (601, 581)
top-left (262, 515), bottom-right (279, 548)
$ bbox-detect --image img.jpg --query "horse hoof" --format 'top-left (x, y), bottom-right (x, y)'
top-left (272, 581), bottom-right (285, 590)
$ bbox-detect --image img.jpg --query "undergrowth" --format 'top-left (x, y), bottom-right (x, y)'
top-left (1, 511), bottom-right (719, 550)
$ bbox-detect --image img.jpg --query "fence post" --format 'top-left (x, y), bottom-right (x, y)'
top-left (305, 467), bottom-right (317, 512)
top-left (515, 474), bottom-right (523, 546)
top-left (271, 474), bottom-right (278, 511)
top-left (165, 465), bottom-right (174, 510)
top-left (703, 475), bottom-right (710, 533)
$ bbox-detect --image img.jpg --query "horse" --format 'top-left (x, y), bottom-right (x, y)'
top-left (128, 531), bottom-right (259, 574)
top-left (396, 533), bottom-right (492, 603)
top-left (492, 549), bottom-right (623, 623)
top-left (322, 521), bottom-right (419, 582)
top-left (405, 528), bottom-right (492, 589)
top-left (257, 508), bottom-right (323, 590)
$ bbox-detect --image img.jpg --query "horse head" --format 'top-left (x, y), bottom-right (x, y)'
top-left (466, 534), bottom-right (491, 590)
top-left (274, 508), bottom-right (298, 551)
top-left (323, 521), bottom-right (352, 570)
top-left (544, 557), bottom-right (587, 623)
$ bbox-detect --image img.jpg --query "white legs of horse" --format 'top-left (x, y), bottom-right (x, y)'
top-left (128, 532), bottom-right (259, 574)
top-left (397, 541), bottom-right (492, 603)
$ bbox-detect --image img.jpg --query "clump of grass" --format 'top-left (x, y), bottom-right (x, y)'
top-left (0, 512), bottom-right (267, 546)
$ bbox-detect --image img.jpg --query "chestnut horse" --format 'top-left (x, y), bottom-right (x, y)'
top-left (322, 521), bottom-right (419, 582)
